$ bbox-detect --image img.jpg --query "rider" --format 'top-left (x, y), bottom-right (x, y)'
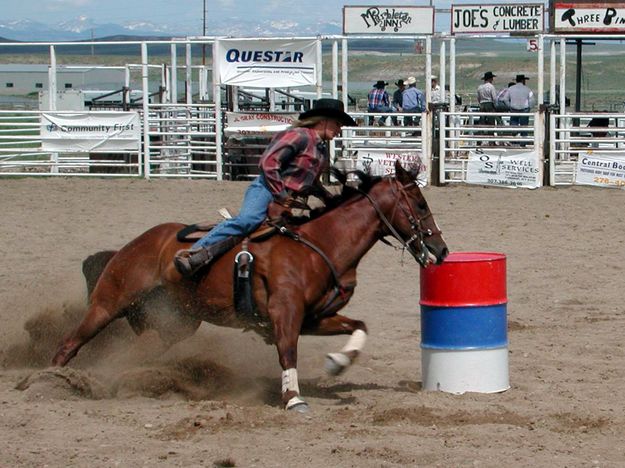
top-left (173, 98), bottom-right (357, 277)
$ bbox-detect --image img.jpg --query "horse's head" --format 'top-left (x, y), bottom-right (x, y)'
top-left (369, 160), bottom-right (448, 267)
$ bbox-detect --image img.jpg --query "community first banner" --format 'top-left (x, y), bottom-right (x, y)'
top-left (575, 152), bottom-right (625, 188)
top-left (216, 39), bottom-right (318, 88)
top-left (466, 149), bottom-right (541, 188)
top-left (41, 112), bottom-right (140, 152)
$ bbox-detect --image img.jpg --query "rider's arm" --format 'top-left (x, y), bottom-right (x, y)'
top-left (259, 128), bottom-right (309, 201)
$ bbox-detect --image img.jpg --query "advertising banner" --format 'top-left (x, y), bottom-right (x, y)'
top-left (224, 112), bottom-right (297, 136)
top-left (574, 152), bottom-right (625, 187)
top-left (452, 3), bottom-right (544, 34)
top-left (353, 149), bottom-right (428, 186)
top-left (343, 6), bottom-right (434, 34)
top-left (553, 3), bottom-right (625, 33)
top-left (466, 149), bottom-right (541, 188)
top-left (41, 112), bottom-right (140, 152)
top-left (216, 39), bottom-right (318, 88)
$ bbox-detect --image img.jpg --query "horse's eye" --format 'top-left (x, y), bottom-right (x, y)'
top-left (417, 201), bottom-right (428, 211)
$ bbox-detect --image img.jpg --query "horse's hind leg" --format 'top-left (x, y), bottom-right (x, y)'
top-left (52, 258), bottom-right (161, 367)
top-left (303, 314), bottom-right (368, 376)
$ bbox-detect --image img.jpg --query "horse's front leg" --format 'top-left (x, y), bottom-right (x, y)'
top-left (268, 297), bottom-right (309, 413)
top-left (303, 314), bottom-right (368, 376)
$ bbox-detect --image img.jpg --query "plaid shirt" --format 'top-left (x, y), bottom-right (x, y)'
top-left (367, 88), bottom-right (390, 110)
top-left (259, 127), bottom-right (328, 200)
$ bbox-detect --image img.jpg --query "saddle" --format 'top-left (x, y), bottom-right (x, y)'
top-left (175, 221), bottom-right (279, 244)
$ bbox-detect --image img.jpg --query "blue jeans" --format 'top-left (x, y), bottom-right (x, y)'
top-left (192, 174), bottom-right (273, 249)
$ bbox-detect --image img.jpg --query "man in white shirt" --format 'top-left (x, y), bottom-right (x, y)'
top-left (504, 74), bottom-right (535, 143)
top-left (476, 71), bottom-right (498, 138)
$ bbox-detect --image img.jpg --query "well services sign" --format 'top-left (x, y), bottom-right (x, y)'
top-left (466, 149), bottom-right (541, 188)
top-left (452, 3), bottom-right (544, 34)
top-left (343, 6), bottom-right (434, 34)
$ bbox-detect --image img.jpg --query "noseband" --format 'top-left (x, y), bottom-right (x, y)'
top-left (358, 179), bottom-right (442, 265)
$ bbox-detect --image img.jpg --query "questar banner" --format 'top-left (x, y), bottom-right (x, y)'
top-left (41, 111), bottom-right (140, 152)
top-left (217, 39), bottom-right (318, 88)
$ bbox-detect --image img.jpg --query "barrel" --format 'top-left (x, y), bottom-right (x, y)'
top-left (419, 252), bottom-right (509, 394)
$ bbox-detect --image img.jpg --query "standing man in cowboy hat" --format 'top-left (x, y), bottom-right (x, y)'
top-left (174, 98), bottom-right (357, 277)
top-left (367, 80), bottom-right (393, 126)
top-left (503, 74), bottom-right (535, 145)
top-left (402, 76), bottom-right (426, 126)
top-left (476, 71), bottom-right (498, 137)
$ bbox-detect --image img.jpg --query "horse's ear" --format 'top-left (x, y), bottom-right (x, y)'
top-left (394, 160), bottom-right (413, 184)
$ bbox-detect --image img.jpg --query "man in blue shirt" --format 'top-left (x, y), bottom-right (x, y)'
top-left (401, 76), bottom-right (425, 126)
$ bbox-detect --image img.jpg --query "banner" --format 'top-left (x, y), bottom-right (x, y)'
top-left (224, 112), bottom-right (297, 136)
top-left (554, 3), bottom-right (625, 33)
top-left (452, 4), bottom-right (544, 34)
top-left (343, 6), bottom-right (434, 34)
top-left (354, 149), bottom-right (428, 186)
top-left (574, 152), bottom-right (625, 188)
top-left (216, 39), bottom-right (318, 88)
top-left (41, 112), bottom-right (140, 152)
top-left (466, 149), bottom-right (541, 188)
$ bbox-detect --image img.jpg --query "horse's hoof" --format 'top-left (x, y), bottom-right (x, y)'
top-left (325, 352), bottom-right (350, 376)
top-left (285, 396), bottom-right (310, 413)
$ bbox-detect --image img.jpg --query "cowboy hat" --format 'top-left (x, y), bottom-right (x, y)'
top-left (374, 80), bottom-right (388, 88)
top-left (405, 76), bottom-right (417, 85)
top-left (395, 79), bottom-right (404, 87)
top-left (298, 98), bottom-right (357, 127)
top-left (515, 74), bottom-right (530, 82)
top-left (482, 71), bottom-right (496, 80)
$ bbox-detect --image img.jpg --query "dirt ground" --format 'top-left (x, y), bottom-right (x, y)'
top-left (1, 177), bottom-right (624, 467)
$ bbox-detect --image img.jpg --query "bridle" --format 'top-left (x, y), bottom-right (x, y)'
top-left (357, 178), bottom-right (442, 266)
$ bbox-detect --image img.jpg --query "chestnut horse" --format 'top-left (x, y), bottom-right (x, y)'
top-left (52, 161), bottom-right (448, 412)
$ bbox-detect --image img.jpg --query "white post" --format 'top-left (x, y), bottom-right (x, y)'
top-left (537, 35), bottom-right (544, 106)
top-left (332, 40), bottom-right (338, 99)
top-left (49, 45), bottom-right (58, 174)
top-left (170, 44), bottom-right (178, 104)
top-left (550, 39), bottom-right (556, 107)
top-left (214, 41), bottom-right (223, 180)
top-left (450, 38), bottom-right (456, 113)
top-left (341, 38), bottom-right (348, 109)
top-left (439, 40), bottom-right (446, 103)
top-left (186, 42), bottom-right (192, 104)
top-left (316, 38), bottom-right (322, 99)
top-left (141, 42), bottom-right (151, 179)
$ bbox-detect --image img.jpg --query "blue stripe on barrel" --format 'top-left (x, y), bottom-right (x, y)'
top-left (420, 304), bottom-right (507, 350)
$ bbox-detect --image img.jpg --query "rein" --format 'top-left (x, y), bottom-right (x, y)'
top-left (357, 179), bottom-right (441, 264)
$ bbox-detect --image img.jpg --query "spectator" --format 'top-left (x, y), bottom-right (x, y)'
top-left (402, 76), bottom-right (425, 126)
top-left (431, 75), bottom-right (442, 104)
top-left (476, 71), bottom-right (498, 129)
top-left (367, 80), bottom-right (392, 125)
top-left (391, 79), bottom-right (405, 125)
top-left (503, 74), bottom-right (535, 144)
top-left (496, 82), bottom-right (515, 111)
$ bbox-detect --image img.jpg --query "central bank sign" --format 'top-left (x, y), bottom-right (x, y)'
top-left (343, 6), bottom-right (434, 34)
top-left (452, 3), bottom-right (544, 34)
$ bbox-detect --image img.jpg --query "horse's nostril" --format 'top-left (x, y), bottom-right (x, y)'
top-left (439, 247), bottom-right (449, 262)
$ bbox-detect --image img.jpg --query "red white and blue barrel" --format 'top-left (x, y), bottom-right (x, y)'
top-left (419, 252), bottom-right (509, 394)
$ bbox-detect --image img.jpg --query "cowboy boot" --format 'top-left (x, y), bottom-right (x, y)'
top-left (173, 236), bottom-right (241, 277)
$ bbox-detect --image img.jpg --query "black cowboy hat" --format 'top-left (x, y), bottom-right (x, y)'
top-left (482, 71), bottom-right (496, 80)
top-left (298, 98), bottom-right (357, 127)
top-left (374, 80), bottom-right (388, 88)
top-left (395, 79), bottom-right (404, 87)
top-left (515, 74), bottom-right (530, 82)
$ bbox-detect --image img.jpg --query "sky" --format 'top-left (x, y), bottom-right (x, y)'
top-left (6, 0), bottom-right (549, 32)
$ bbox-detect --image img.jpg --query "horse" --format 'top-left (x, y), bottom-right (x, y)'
top-left (52, 161), bottom-right (448, 412)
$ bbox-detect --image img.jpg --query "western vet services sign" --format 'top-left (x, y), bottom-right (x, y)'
top-left (216, 39), bottom-right (318, 88)
top-left (452, 4), bottom-right (544, 34)
top-left (41, 112), bottom-right (140, 152)
top-left (343, 6), bottom-right (434, 35)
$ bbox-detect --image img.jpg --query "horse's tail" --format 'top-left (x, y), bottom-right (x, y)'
top-left (82, 250), bottom-right (117, 299)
